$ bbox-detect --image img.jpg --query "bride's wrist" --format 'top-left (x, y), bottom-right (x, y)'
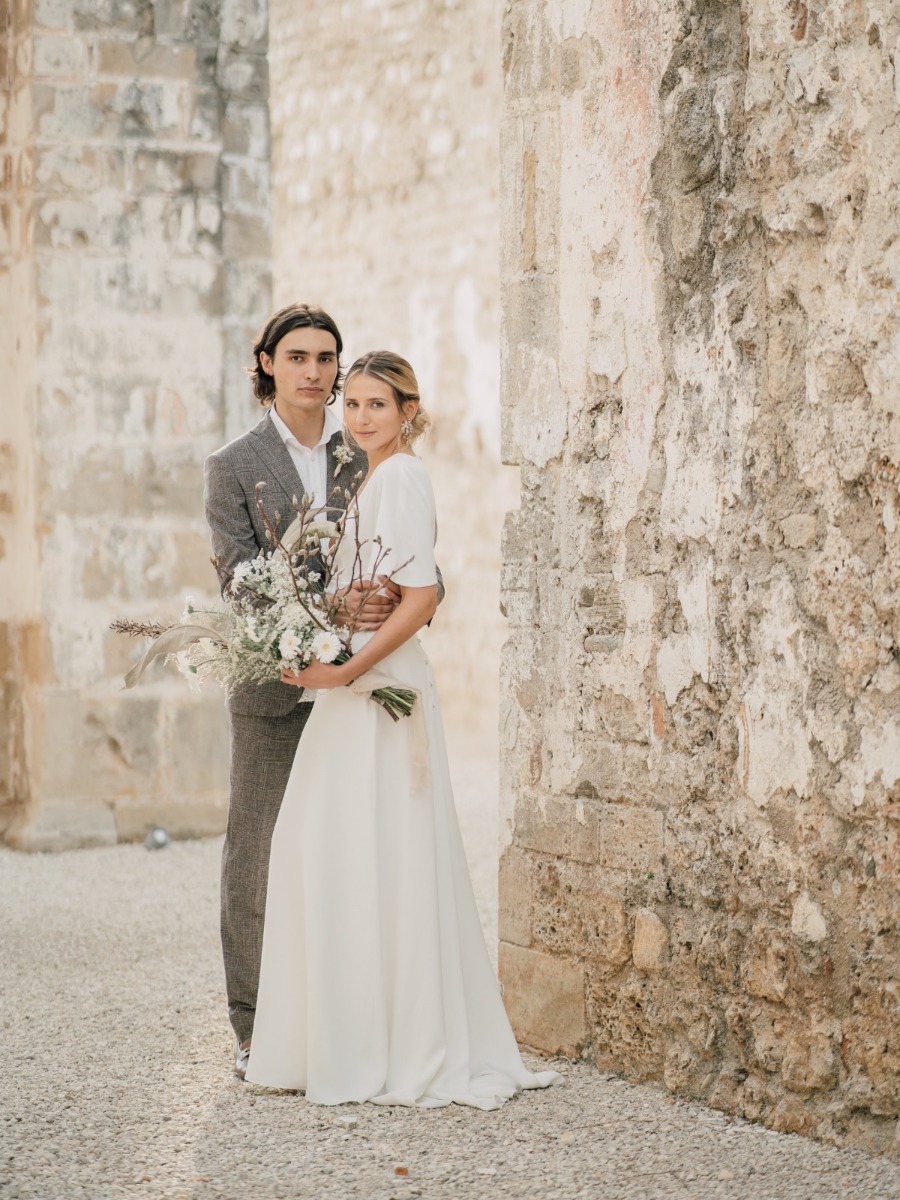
top-left (336, 661), bottom-right (356, 686)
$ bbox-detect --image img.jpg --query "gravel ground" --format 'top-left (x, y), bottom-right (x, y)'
top-left (2, 736), bottom-right (899, 1200)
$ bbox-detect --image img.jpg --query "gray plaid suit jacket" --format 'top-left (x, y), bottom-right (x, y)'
top-left (204, 410), bottom-right (368, 718)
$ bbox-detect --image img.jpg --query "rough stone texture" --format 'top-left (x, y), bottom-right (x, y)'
top-left (499, 941), bottom-right (587, 1056)
top-left (0, 0), bottom-right (271, 849)
top-left (499, 0), bottom-right (900, 1157)
top-left (268, 0), bottom-right (516, 734)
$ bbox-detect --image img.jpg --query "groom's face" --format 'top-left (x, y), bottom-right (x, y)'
top-left (263, 327), bottom-right (339, 419)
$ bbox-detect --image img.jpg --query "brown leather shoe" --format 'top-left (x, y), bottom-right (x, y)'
top-left (234, 1037), bottom-right (251, 1080)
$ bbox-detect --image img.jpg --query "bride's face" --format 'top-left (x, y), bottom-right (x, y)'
top-left (343, 374), bottom-right (416, 457)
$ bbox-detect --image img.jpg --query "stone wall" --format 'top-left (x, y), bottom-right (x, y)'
top-left (268, 0), bottom-right (515, 733)
top-left (0, 0), bottom-right (41, 841)
top-left (499, 0), bottom-right (900, 1155)
top-left (1, 0), bottom-right (271, 849)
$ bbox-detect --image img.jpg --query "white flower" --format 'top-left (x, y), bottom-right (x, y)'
top-left (278, 630), bottom-right (303, 661)
top-left (240, 615), bottom-right (273, 646)
top-left (282, 602), bottom-right (312, 626)
top-left (311, 631), bottom-right (342, 663)
top-left (307, 571), bottom-right (321, 584)
top-left (175, 649), bottom-right (202, 693)
top-left (333, 444), bottom-right (354, 475)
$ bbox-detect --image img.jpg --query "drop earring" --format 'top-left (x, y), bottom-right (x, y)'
top-left (400, 419), bottom-right (413, 445)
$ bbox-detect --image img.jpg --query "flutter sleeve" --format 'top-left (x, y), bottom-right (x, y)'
top-left (369, 459), bottom-right (438, 588)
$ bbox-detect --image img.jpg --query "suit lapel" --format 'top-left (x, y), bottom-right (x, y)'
top-left (324, 427), bottom-right (366, 518)
top-left (248, 413), bottom-right (305, 521)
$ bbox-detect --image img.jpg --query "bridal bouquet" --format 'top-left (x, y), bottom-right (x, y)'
top-left (111, 482), bottom-right (416, 721)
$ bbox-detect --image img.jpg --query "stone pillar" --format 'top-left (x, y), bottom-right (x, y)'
top-left (499, 0), bottom-right (900, 1155)
top-left (268, 0), bottom-right (515, 735)
top-left (0, 0), bottom-right (271, 849)
top-left (0, 0), bottom-right (41, 840)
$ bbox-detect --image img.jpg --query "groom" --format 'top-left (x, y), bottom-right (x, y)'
top-left (205, 303), bottom-right (399, 1079)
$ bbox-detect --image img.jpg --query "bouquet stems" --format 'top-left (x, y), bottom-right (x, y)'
top-left (333, 651), bottom-right (415, 722)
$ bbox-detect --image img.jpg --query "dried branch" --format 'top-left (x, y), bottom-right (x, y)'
top-left (109, 618), bottom-right (174, 640)
top-left (252, 482), bottom-right (332, 631)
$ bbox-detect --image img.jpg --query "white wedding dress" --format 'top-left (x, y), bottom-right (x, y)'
top-left (245, 453), bottom-right (559, 1108)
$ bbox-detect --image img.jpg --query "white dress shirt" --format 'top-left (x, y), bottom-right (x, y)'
top-left (270, 403), bottom-right (343, 514)
top-left (269, 403), bottom-right (343, 705)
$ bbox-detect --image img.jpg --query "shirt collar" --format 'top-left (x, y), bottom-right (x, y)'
top-left (270, 403), bottom-right (342, 450)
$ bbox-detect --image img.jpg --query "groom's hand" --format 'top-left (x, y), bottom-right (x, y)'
top-left (340, 577), bottom-right (401, 631)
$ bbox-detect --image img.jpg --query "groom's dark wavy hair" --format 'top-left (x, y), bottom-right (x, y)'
top-left (249, 303), bottom-right (344, 406)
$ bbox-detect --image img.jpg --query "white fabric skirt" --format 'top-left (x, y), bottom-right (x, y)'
top-left (245, 636), bottom-right (559, 1109)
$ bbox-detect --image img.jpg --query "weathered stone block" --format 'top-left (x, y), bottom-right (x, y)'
top-left (501, 1), bottom-right (558, 107)
top-left (33, 0), bottom-right (71, 32)
top-left (503, 109), bottom-right (559, 276)
top-left (766, 1095), bottom-right (810, 1135)
top-left (780, 513), bottom-right (817, 549)
top-left (73, 0), bottom-right (154, 36)
top-left (499, 941), bottom-right (586, 1055)
top-left (62, 449), bottom-right (205, 520)
top-left (222, 157), bottom-right (268, 209)
top-left (154, 0), bottom-right (220, 45)
top-left (498, 845), bottom-right (532, 947)
top-left (791, 892), bottom-right (828, 943)
top-left (499, 579), bottom-right (538, 626)
top-left (170, 529), bottom-right (220, 594)
top-left (743, 934), bottom-right (789, 1003)
top-left (571, 734), bottom-right (628, 801)
top-left (113, 797), bottom-right (226, 842)
top-left (163, 697), bottom-right (228, 797)
top-left (92, 80), bottom-right (183, 141)
top-left (219, 0), bottom-right (266, 51)
top-left (531, 854), bottom-right (631, 965)
top-left (216, 48), bottom-right (267, 100)
top-left (599, 804), bottom-right (666, 874)
top-left (633, 908), bottom-right (669, 971)
top-left (33, 33), bottom-right (89, 76)
top-left (221, 97), bottom-right (267, 155)
top-left (222, 208), bottom-right (269, 259)
top-left (41, 691), bottom-right (163, 803)
top-left (11, 797), bottom-right (117, 850)
top-left (514, 792), bottom-right (664, 875)
top-left (223, 258), bottom-right (271, 324)
top-left (187, 85), bottom-right (221, 139)
top-left (32, 83), bottom-right (101, 139)
top-left (34, 144), bottom-right (101, 191)
top-left (500, 276), bottom-right (563, 468)
top-left (133, 148), bottom-right (220, 193)
top-left (96, 38), bottom-right (197, 80)
top-left (590, 971), bottom-right (668, 1078)
top-left (781, 1033), bottom-right (838, 1095)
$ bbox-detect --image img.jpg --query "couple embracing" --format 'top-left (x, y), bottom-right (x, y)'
top-left (204, 303), bottom-right (558, 1109)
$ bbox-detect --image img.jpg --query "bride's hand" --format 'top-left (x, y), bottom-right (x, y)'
top-left (280, 660), bottom-right (351, 690)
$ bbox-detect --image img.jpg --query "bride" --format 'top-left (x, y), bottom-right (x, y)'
top-left (245, 351), bottom-right (559, 1109)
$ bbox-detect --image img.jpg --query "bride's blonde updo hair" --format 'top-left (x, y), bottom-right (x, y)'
top-left (344, 350), bottom-right (431, 443)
